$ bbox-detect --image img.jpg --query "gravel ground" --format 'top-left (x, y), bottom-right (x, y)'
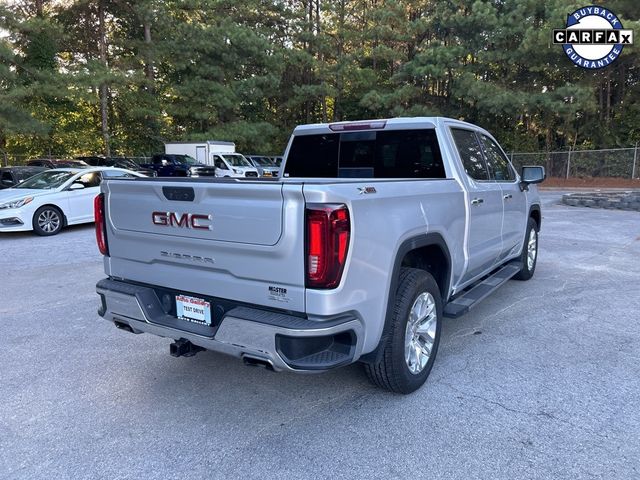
top-left (1, 192), bottom-right (639, 479)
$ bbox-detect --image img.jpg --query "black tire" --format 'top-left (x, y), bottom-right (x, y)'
top-left (32, 205), bottom-right (64, 236)
top-left (364, 268), bottom-right (442, 394)
top-left (513, 217), bottom-right (538, 281)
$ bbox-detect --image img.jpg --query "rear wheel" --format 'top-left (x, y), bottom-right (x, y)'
top-left (364, 268), bottom-right (442, 394)
top-left (513, 218), bottom-right (538, 281)
top-left (33, 206), bottom-right (63, 236)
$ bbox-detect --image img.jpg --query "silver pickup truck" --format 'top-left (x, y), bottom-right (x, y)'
top-left (95, 117), bottom-right (545, 393)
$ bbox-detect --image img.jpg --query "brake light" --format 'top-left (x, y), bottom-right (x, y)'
top-left (94, 193), bottom-right (109, 256)
top-left (305, 204), bottom-right (350, 289)
top-left (328, 120), bottom-right (386, 131)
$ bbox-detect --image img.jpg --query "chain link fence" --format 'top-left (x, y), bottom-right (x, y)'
top-left (2, 146), bottom-right (639, 179)
top-left (510, 146), bottom-right (639, 179)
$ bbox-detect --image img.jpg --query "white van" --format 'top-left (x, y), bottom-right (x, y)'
top-left (212, 153), bottom-right (259, 178)
top-left (165, 141), bottom-right (235, 165)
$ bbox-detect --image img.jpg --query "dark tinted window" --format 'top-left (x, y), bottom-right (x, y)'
top-left (27, 160), bottom-right (51, 167)
top-left (284, 129), bottom-right (445, 178)
top-left (479, 134), bottom-right (515, 181)
top-left (375, 130), bottom-right (445, 178)
top-left (285, 134), bottom-right (339, 177)
top-left (451, 129), bottom-right (489, 180)
top-left (339, 131), bottom-right (376, 177)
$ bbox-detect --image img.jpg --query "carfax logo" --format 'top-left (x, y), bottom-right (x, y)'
top-left (553, 5), bottom-right (633, 69)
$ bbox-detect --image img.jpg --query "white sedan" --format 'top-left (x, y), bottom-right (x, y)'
top-left (0, 167), bottom-right (143, 236)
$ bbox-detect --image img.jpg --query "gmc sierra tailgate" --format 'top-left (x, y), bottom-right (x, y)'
top-left (102, 179), bottom-right (306, 312)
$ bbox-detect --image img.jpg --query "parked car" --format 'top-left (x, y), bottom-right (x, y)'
top-left (0, 167), bottom-right (143, 236)
top-left (142, 154), bottom-right (217, 177)
top-left (211, 153), bottom-right (259, 178)
top-left (77, 156), bottom-right (156, 177)
top-left (26, 159), bottom-right (90, 169)
top-left (245, 155), bottom-right (280, 177)
top-left (94, 116), bottom-right (545, 394)
top-left (0, 166), bottom-right (48, 189)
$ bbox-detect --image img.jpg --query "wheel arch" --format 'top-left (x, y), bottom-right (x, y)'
top-left (34, 203), bottom-right (68, 227)
top-left (529, 204), bottom-right (541, 230)
top-left (360, 233), bottom-right (452, 364)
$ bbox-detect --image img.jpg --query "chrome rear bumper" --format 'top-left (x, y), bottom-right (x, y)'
top-left (96, 278), bottom-right (363, 372)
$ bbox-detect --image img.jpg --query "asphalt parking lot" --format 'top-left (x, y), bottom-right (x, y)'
top-left (1, 191), bottom-right (639, 480)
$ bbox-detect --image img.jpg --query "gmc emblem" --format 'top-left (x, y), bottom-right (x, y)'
top-left (152, 211), bottom-right (212, 230)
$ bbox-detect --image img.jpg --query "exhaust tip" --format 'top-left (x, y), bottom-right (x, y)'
top-left (114, 321), bottom-right (135, 333)
top-left (242, 355), bottom-right (275, 371)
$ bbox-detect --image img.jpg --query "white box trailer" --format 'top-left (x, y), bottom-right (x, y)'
top-left (164, 141), bottom-right (235, 166)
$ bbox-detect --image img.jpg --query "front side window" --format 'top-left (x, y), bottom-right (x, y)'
top-left (450, 128), bottom-right (490, 181)
top-left (75, 172), bottom-right (101, 188)
top-left (214, 157), bottom-right (227, 170)
top-left (479, 134), bottom-right (515, 181)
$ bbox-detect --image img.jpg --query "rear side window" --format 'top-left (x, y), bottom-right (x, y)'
top-left (284, 129), bottom-right (445, 178)
top-left (451, 129), bottom-right (489, 181)
top-left (479, 134), bottom-right (515, 181)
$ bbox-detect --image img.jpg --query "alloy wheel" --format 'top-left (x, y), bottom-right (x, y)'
top-left (404, 292), bottom-right (437, 375)
top-left (527, 229), bottom-right (537, 270)
top-left (38, 209), bottom-right (61, 233)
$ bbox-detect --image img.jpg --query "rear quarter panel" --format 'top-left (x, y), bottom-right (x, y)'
top-left (302, 179), bottom-right (465, 354)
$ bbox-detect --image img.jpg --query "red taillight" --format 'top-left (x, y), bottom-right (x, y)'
top-left (305, 204), bottom-right (350, 289)
top-left (94, 193), bottom-right (109, 256)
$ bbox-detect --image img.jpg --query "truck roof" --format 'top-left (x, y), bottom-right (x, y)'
top-left (164, 140), bottom-right (235, 146)
top-left (292, 117), bottom-right (482, 136)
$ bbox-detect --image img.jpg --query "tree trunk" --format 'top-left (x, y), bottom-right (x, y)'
top-left (144, 20), bottom-right (154, 92)
top-left (98, 0), bottom-right (110, 156)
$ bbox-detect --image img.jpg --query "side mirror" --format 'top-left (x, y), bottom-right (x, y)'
top-left (520, 166), bottom-right (545, 191)
top-left (1, 179), bottom-right (15, 187)
top-left (69, 182), bottom-right (85, 190)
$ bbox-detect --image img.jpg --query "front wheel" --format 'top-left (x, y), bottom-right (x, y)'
top-left (364, 268), bottom-right (442, 394)
top-left (513, 218), bottom-right (538, 281)
top-left (33, 206), bottom-right (63, 236)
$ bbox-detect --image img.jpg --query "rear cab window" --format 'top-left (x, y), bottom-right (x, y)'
top-left (284, 129), bottom-right (446, 179)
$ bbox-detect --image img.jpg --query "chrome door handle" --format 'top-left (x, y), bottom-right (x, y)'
top-left (471, 198), bottom-right (484, 206)
top-left (503, 194), bottom-right (513, 200)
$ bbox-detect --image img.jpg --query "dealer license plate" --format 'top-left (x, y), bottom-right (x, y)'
top-left (176, 295), bottom-right (212, 326)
